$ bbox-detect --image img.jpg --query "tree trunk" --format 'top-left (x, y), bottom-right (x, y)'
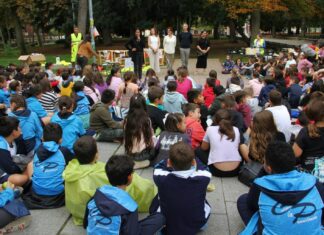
top-left (102, 27), bottom-right (112, 45)
top-left (213, 23), bottom-right (220, 39)
top-left (271, 25), bottom-right (276, 38)
top-left (301, 19), bottom-right (306, 37)
top-left (36, 26), bottom-right (43, 47)
top-left (296, 26), bottom-right (300, 35)
top-left (287, 23), bottom-right (292, 35)
top-left (14, 17), bottom-right (27, 55)
top-left (236, 25), bottom-right (250, 46)
top-left (0, 28), bottom-right (6, 49)
top-left (250, 10), bottom-right (261, 46)
top-left (78, 0), bottom-right (88, 36)
top-left (229, 20), bottom-right (236, 42)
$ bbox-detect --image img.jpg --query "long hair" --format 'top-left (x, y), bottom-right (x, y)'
top-left (128, 93), bottom-right (147, 114)
top-left (249, 110), bottom-right (278, 163)
top-left (124, 109), bottom-right (153, 155)
top-left (306, 99), bottom-right (324, 138)
top-left (106, 66), bottom-right (120, 86)
top-left (123, 71), bottom-right (136, 94)
top-left (213, 109), bottom-right (235, 141)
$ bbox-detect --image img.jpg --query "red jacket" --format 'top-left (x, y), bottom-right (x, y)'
top-left (202, 85), bottom-right (215, 108)
top-left (185, 117), bottom-right (205, 149)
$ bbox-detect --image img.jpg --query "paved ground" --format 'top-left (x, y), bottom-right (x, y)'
top-left (13, 59), bottom-right (249, 235)
top-left (265, 37), bottom-right (312, 47)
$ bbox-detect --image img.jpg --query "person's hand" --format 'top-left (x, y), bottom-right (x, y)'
top-left (132, 48), bottom-right (137, 52)
top-left (0, 104), bottom-right (6, 109)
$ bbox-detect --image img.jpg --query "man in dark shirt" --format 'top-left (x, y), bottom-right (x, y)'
top-left (178, 23), bottom-right (193, 68)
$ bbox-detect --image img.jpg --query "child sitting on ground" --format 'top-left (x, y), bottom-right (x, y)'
top-left (23, 123), bottom-right (73, 209)
top-left (60, 71), bottom-right (74, 97)
top-left (176, 67), bottom-right (192, 100)
top-left (163, 69), bottom-right (176, 90)
top-left (0, 75), bottom-right (9, 114)
top-left (187, 89), bottom-right (208, 130)
top-left (0, 182), bottom-right (31, 233)
top-left (51, 96), bottom-right (86, 153)
top-left (183, 103), bottom-right (205, 149)
top-left (84, 154), bottom-right (165, 234)
top-left (203, 77), bottom-right (216, 108)
top-left (209, 69), bottom-right (221, 86)
top-left (234, 91), bottom-right (252, 129)
top-left (0, 116), bottom-right (32, 186)
top-left (8, 80), bottom-right (22, 96)
top-left (244, 87), bottom-right (261, 117)
top-left (90, 89), bottom-right (123, 142)
top-left (153, 113), bottom-right (190, 165)
top-left (288, 76), bottom-right (302, 109)
top-left (237, 141), bottom-right (324, 235)
top-left (63, 136), bottom-right (157, 225)
top-left (73, 81), bottom-right (91, 129)
top-left (163, 81), bottom-right (187, 113)
top-left (222, 55), bottom-right (235, 74)
top-left (258, 76), bottom-right (276, 107)
top-left (9, 95), bottom-right (43, 153)
top-left (152, 141), bottom-right (211, 234)
top-left (247, 71), bottom-right (263, 97)
top-left (147, 86), bottom-right (168, 134)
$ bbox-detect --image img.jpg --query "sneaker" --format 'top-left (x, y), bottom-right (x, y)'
top-left (134, 160), bottom-right (150, 170)
top-left (0, 215), bottom-right (32, 234)
top-left (207, 183), bottom-right (216, 192)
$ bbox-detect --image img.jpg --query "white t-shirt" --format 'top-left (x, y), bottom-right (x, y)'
top-left (163, 35), bottom-right (177, 54)
top-left (149, 36), bottom-right (159, 50)
top-left (266, 105), bottom-right (292, 142)
top-left (285, 59), bottom-right (297, 69)
top-left (203, 126), bottom-right (242, 165)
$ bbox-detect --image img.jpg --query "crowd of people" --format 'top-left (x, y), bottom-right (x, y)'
top-left (0, 31), bottom-right (323, 234)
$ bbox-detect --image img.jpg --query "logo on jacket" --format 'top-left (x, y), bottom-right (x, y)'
top-left (35, 161), bottom-right (59, 172)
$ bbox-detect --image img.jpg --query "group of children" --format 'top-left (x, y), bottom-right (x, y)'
top-left (0, 40), bottom-right (323, 234)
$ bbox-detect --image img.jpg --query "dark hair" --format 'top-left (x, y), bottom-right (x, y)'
top-left (148, 86), bottom-right (164, 103)
top-left (165, 113), bottom-right (185, 132)
top-left (124, 109), bottom-right (153, 155)
top-left (213, 109), bottom-right (235, 141)
top-left (101, 89), bottom-right (115, 104)
top-left (123, 71), bottom-right (137, 94)
top-left (9, 80), bottom-right (20, 92)
top-left (10, 95), bottom-right (26, 111)
top-left (222, 95), bottom-right (236, 109)
top-left (269, 90), bottom-right (282, 106)
top-left (0, 75), bottom-right (6, 83)
top-left (0, 116), bottom-right (19, 137)
top-left (61, 72), bottom-right (70, 81)
top-left (166, 69), bottom-right (175, 77)
top-left (187, 89), bottom-right (201, 103)
top-left (182, 103), bottom-right (199, 116)
top-left (39, 78), bottom-right (52, 93)
top-left (146, 69), bottom-right (157, 79)
top-left (265, 141), bottom-right (296, 174)
top-left (58, 96), bottom-right (73, 115)
top-left (209, 70), bottom-right (217, 79)
top-left (105, 154), bottom-right (134, 186)
top-left (310, 80), bottom-right (324, 94)
top-left (45, 62), bottom-right (53, 70)
top-left (83, 77), bottom-right (96, 93)
top-left (73, 136), bottom-right (98, 164)
top-left (93, 72), bottom-right (105, 86)
top-left (106, 66), bottom-right (120, 86)
top-left (231, 76), bottom-right (240, 86)
top-left (306, 99), bottom-right (324, 138)
top-left (169, 141), bottom-right (194, 171)
top-left (252, 71), bottom-right (260, 79)
top-left (129, 93), bottom-right (147, 113)
top-left (73, 81), bottom-right (85, 92)
top-left (43, 123), bottom-right (62, 143)
top-left (148, 77), bottom-right (160, 87)
top-left (23, 84), bottom-right (42, 98)
top-left (206, 77), bottom-right (216, 90)
top-left (234, 90), bottom-right (247, 104)
top-left (167, 81), bottom-right (177, 92)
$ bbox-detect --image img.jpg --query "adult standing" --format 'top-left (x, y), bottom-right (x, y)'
top-left (148, 27), bottom-right (161, 73)
top-left (196, 31), bottom-right (210, 73)
top-left (179, 23), bottom-right (193, 68)
top-left (163, 27), bottom-right (177, 71)
top-left (77, 35), bottom-right (99, 69)
top-left (125, 28), bottom-right (145, 79)
top-left (71, 26), bottom-right (82, 67)
top-left (253, 33), bottom-right (265, 55)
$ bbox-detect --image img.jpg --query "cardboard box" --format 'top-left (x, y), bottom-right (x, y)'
top-left (18, 54), bottom-right (46, 65)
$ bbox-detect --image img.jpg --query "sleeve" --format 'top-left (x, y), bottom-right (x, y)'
top-left (178, 33), bottom-right (182, 43)
top-left (193, 123), bottom-right (205, 143)
top-left (78, 119), bottom-right (86, 136)
top-left (0, 149), bottom-right (22, 174)
top-left (203, 128), bottom-right (210, 142)
top-left (125, 38), bottom-right (132, 50)
top-left (97, 107), bottom-right (122, 129)
top-left (0, 188), bottom-right (14, 207)
top-left (295, 127), bottom-right (307, 149)
top-left (36, 103), bottom-right (48, 118)
top-left (246, 183), bottom-right (261, 213)
top-left (120, 210), bottom-right (140, 235)
top-left (59, 147), bottom-right (74, 164)
top-left (239, 131), bottom-right (244, 145)
top-left (33, 113), bottom-right (43, 140)
top-left (156, 111), bottom-right (167, 131)
top-left (189, 33), bottom-right (193, 44)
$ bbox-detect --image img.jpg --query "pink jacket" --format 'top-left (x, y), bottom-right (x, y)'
top-left (297, 59), bottom-right (313, 72)
top-left (176, 78), bottom-right (193, 100)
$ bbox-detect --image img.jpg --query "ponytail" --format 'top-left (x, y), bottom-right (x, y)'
top-left (107, 66), bottom-right (120, 87)
top-left (123, 83), bottom-right (128, 94)
top-left (213, 109), bottom-right (235, 141)
top-left (308, 123), bottom-right (320, 138)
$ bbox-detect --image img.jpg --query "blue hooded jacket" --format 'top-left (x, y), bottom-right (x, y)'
top-left (0, 88), bottom-right (10, 107)
top-left (32, 141), bottom-right (66, 196)
top-left (258, 84), bottom-right (276, 107)
top-left (240, 170), bottom-right (324, 235)
top-left (26, 97), bottom-right (47, 118)
top-left (0, 188), bottom-right (30, 218)
top-left (74, 91), bottom-right (90, 116)
top-left (50, 112), bottom-right (85, 152)
top-left (9, 109), bottom-right (43, 153)
top-left (84, 185), bottom-right (139, 235)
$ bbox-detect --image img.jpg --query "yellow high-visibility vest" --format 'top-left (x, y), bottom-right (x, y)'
top-left (71, 33), bottom-right (82, 62)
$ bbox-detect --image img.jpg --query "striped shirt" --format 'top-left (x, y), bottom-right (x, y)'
top-left (39, 91), bottom-right (58, 113)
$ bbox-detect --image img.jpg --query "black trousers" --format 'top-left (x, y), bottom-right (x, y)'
top-left (133, 52), bottom-right (144, 79)
top-left (195, 148), bottom-right (241, 177)
top-left (237, 193), bottom-right (255, 225)
top-left (77, 55), bottom-right (88, 69)
top-left (139, 212), bottom-right (165, 235)
top-left (0, 209), bottom-right (15, 228)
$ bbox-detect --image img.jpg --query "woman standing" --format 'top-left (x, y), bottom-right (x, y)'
top-left (163, 27), bottom-right (177, 70)
top-left (77, 35), bottom-right (99, 69)
top-left (148, 27), bottom-right (161, 73)
top-left (125, 29), bottom-right (145, 79)
top-left (196, 31), bottom-right (210, 73)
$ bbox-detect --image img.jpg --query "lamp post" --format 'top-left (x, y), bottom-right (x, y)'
top-left (88, 0), bottom-right (96, 62)
top-left (71, 0), bottom-right (77, 26)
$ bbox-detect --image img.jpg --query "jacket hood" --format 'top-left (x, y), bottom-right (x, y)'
top-left (63, 159), bottom-right (105, 182)
top-left (12, 109), bottom-right (31, 119)
top-left (52, 112), bottom-right (76, 127)
top-left (94, 185), bottom-right (137, 217)
top-left (75, 91), bottom-right (86, 102)
top-left (90, 102), bottom-right (106, 112)
top-left (203, 86), bottom-right (214, 95)
top-left (255, 170), bottom-right (317, 205)
top-left (37, 141), bottom-right (60, 162)
top-left (165, 92), bottom-right (182, 104)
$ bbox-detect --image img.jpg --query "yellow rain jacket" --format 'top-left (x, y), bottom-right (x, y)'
top-left (63, 159), bottom-right (157, 225)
